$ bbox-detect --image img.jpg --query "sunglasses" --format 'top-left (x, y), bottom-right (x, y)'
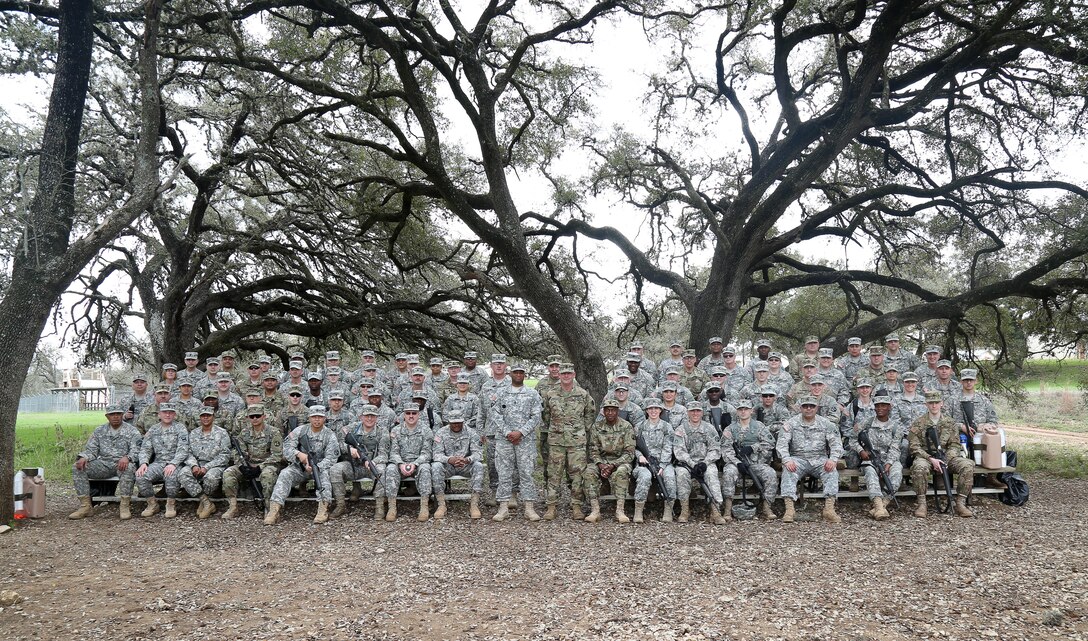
top-left (289, 393), bottom-right (302, 397)
top-left (248, 414), bottom-right (263, 419)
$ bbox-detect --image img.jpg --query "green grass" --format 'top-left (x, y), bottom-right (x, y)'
top-left (1012, 443), bottom-right (1088, 479)
top-left (1015, 359), bottom-right (1088, 391)
top-left (15, 411), bottom-right (102, 482)
top-left (995, 390), bottom-right (1088, 433)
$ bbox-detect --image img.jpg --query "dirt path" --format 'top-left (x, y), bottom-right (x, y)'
top-left (1004, 423), bottom-right (1088, 446)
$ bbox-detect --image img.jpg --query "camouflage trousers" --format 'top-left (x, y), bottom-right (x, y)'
top-left (495, 437), bottom-right (536, 501)
top-left (222, 463), bottom-right (279, 498)
top-left (721, 462), bottom-right (777, 502)
top-left (583, 462), bottom-right (632, 501)
top-left (910, 456), bottom-right (974, 497)
top-left (861, 460), bottom-right (903, 499)
top-left (485, 438), bottom-right (519, 494)
top-left (675, 463), bottom-right (723, 504)
top-left (779, 456), bottom-right (838, 500)
top-left (632, 464), bottom-right (676, 502)
top-left (432, 461), bottom-right (485, 495)
top-left (546, 444), bottom-right (586, 505)
top-left (330, 460), bottom-right (385, 499)
top-left (271, 464), bottom-right (332, 504)
top-left (177, 466), bottom-right (225, 497)
top-left (385, 463), bottom-right (432, 498)
top-left (136, 462), bottom-right (182, 498)
top-left (73, 459), bottom-right (134, 498)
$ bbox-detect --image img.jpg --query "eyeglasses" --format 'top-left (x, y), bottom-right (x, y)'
top-left (761, 394), bottom-right (776, 397)
top-left (248, 414), bottom-right (263, 419)
top-left (289, 393), bottom-right (302, 397)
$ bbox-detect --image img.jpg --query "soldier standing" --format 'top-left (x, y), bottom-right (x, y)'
top-left (679, 349), bottom-right (709, 397)
top-left (632, 400), bottom-right (676, 522)
top-left (443, 373), bottom-right (483, 432)
top-left (490, 364), bottom-right (542, 521)
top-left (69, 404), bottom-right (142, 521)
top-left (951, 369), bottom-right (1006, 489)
top-left (431, 410), bottom-right (485, 520)
top-left (461, 351), bottom-right (486, 392)
top-left (534, 355), bottom-right (564, 397)
top-left (583, 398), bottom-right (636, 523)
top-left (697, 336), bottom-right (726, 374)
top-left (213, 371), bottom-right (245, 417)
top-left (277, 384), bottom-right (309, 437)
top-left (480, 354), bottom-right (512, 504)
top-left (883, 333), bottom-right (920, 373)
top-left (330, 405), bottom-right (388, 520)
top-left (384, 402), bottom-right (434, 522)
top-left (908, 392), bottom-right (974, 518)
top-left (135, 402), bottom-right (190, 519)
top-left (177, 407), bottom-right (232, 519)
top-left (221, 404), bottom-right (283, 519)
top-left (540, 363), bottom-right (596, 520)
top-left (658, 341), bottom-right (685, 383)
top-left (777, 396), bottom-right (843, 524)
top-left (835, 337), bottom-right (867, 382)
top-left (265, 405), bottom-right (340, 525)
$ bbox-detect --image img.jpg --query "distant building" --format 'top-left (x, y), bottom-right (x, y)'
top-left (52, 367), bottom-right (109, 410)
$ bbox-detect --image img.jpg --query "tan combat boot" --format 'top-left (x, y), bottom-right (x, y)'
top-left (141, 497), bottom-right (160, 518)
top-left (633, 501), bottom-right (645, 523)
top-left (571, 502), bottom-right (585, 520)
top-left (822, 497), bottom-right (841, 523)
top-left (722, 498), bottom-right (734, 521)
top-left (913, 499), bottom-right (928, 518)
top-left (469, 493), bottom-right (482, 519)
top-left (710, 502), bottom-right (727, 525)
top-left (434, 495), bottom-right (447, 520)
top-left (221, 497), bottom-right (239, 520)
top-left (872, 497), bottom-right (890, 521)
top-left (263, 502), bottom-right (281, 525)
top-left (164, 498), bottom-right (177, 519)
top-left (542, 504), bottom-right (557, 521)
top-left (68, 496), bottom-right (94, 520)
top-left (782, 498), bottom-right (795, 523)
top-left (760, 500), bottom-right (777, 520)
top-left (954, 496), bottom-right (974, 518)
top-left (615, 500), bottom-right (630, 524)
top-left (485, 493), bottom-right (497, 507)
top-left (524, 501), bottom-right (540, 522)
top-left (584, 499), bottom-right (601, 523)
top-left (373, 497), bottom-right (385, 521)
top-left (492, 500), bottom-right (509, 522)
top-left (195, 496), bottom-right (209, 519)
top-left (678, 499), bottom-right (690, 523)
top-left (314, 501), bottom-right (329, 524)
top-left (662, 500), bottom-right (674, 522)
top-left (203, 496), bottom-right (217, 519)
top-left (119, 496), bottom-right (132, 521)
top-left (385, 499), bottom-right (398, 521)
top-left (330, 498), bottom-right (346, 519)
top-left (417, 496), bottom-right (430, 522)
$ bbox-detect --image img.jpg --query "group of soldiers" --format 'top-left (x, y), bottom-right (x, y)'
top-left (68, 334), bottom-right (1003, 525)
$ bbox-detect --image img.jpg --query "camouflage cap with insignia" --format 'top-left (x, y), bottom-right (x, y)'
top-left (262, 371), bottom-right (279, 380)
top-left (258, 355), bottom-right (272, 364)
top-left (429, 357), bottom-right (444, 366)
top-left (220, 349), bottom-right (238, 358)
top-left (328, 390), bottom-right (345, 400)
top-left (847, 337), bottom-right (862, 346)
top-left (286, 384), bottom-right (303, 395)
top-left (412, 390), bottom-right (427, 399)
top-left (708, 336), bottom-right (723, 344)
top-left (559, 362), bottom-right (575, 373)
top-left (162, 362), bottom-right (177, 371)
top-left (326, 366), bottom-right (341, 375)
top-left (798, 395), bottom-right (818, 406)
top-left (685, 401), bottom-right (703, 411)
top-left (326, 350), bottom-right (341, 360)
top-left (644, 398), bottom-right (664, 410)
top-left (361, 349), bottom-right (376, 358)
top-left (402, 402), bottom-right (420, 412)
top-left (464, 351), bottom-right (478, 359)
top-left (601, 397), bottom-right (620, 409)
top-left (105, 403), bottom-right (125, 414)
top-left (154, 383), bottom-right (171, 393)
top-left (202, 390), bottom-right (218, 400)
top-left (723, 345), bottom-right (737, 355)
top-left (902, 371), bottom-right (919, 382)
top-left (158, 402), bottom-right (178, 413)
top-left (456, 373), bottom-right (471, 383)
top-left (960, 368), bottom-right (978, 380)
top-left (289, 360), bottom-right (304, 370)
top-left (199, 406), bottom-right (216, 416)
top-left (308, 405), bottom-right (327, 417)
top-left (753, 361), bottom-right (769, 372)
top-left (735, 398), bottom-right (753, 409)
top-left (937, 359), bottom-right (952, 368)
top-left (669, 340), bottom-right (683, 348)
top-left (510, 363), bottom-right (527, 372)
top-left (924, 345), bottom-right (941, 355)
top-left (885, 333), bottom-right (900, 342)
top-left (246, 404), bottom-right (265, 415)
top-left (184, 351), bottom-right (199, 360)
top-left (884, 364), bottom-right (900, 373)
top-left (490, 353), bottom-right (506, 363)
top-left (869, 346), bottom-right (884, 355)
top-left (924, 391), bottom-right (943, 402)
top-left (625, 351), bottom-right (642, 362)
top-left (818, 348), bottom-right (834, 358)
top-left (682, 349), bottom-right (696, 357)
top-left (410, 366), bottom-right (426, 376)
top-left (546, 354), bottom-right (562, 365)
top-left (873, 395), bottom-right (893, 405)
top-left (447, 409), bottom-right (464, 423)
top-left (804, 335), bottom-right (819, 344)
top-left (756, 339), bottom-right (771, 348)
top-left (855, 378), bottom-right (874, 388)
top-left (307, 372), bottom-right (323, 380)
top-left (800, 358), bottom-right (817, 368)
top-left (360, 404), bottom-right (379, 416)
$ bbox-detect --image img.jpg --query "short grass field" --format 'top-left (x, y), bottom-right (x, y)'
top-left (15, 412), bottom-right (101, 482)
top-left (1015, 358), bottom-right (1088, 391)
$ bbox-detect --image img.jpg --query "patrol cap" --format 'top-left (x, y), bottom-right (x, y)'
top-left (360, 404), bottom-right (379, 416)
top-left (447, 409), bottom-right (464, 423)
top-left (429, 357), bottom-right (444, 366)
top-left (263, 371), bottom-right (279, 380)
top-left (328, 390), bottom-right (345, 400)
top-left (559, 362), bottom-right (575, 373)
top-left (804, 335), bottom-right (819, 344)
top-left (809, 374), bottom-right (826, 385)
top-left (205, 357), bottom-right (221, 365)
top-left (613, 384), bottom-right (629, 392)
top-left (105, 403), bottom-right (125, 414)
top-left (735, 398), bottom-right (753, 409)
top-left (602, 398), bottom-right (620, 409)
top-left (847, 337), bottom-right (862, 346)
top-left (629, 341), bottom-right (644, 349)
top-left (407, 354), bottom-right (420, 363)
top-left (308, 405), bottom-right (327, 417)
top-left (710, 366), bottom-right (728, 376)
top-left (669, 340), bottom-right (683, 348)
top-left (199, 406), bottom-right (216, 416)
top-left (286, 384), bottom-right (303, 395)
top-left (184, 351), bottom-right (199, 360)
top-left (412, 390), bottom-right (428, 399)
top-left (798, 396), bottom-right (818, 406)
top-left (245, 389), bottom-right (261, 397)
top-left (367, 388), bottom-right (384, 397)
top-left (613, 370), bottom-right (631, 379)
top-left (464, 351), bottom-right (478, 359)
top-left (902, 371), bottom-right (919, 382)
top-left (326, 350), bottom-right (340, 360)
top-left (546, 354), bottom-right (562, 365)
top-left (289, 360), bottom-right (304, 370)
top-left (885, 333), bottom-right (900, 342)
top-left (246, 404), bottom-right (265, 415)
top-left (924, 391), bottom-right (943, 403)
top-left (362, 364), bottom-right (378, 371)
top-left (625, 352), bottom-right (642, 362)
top-left (818, 348), bottom-right (833, 358)
top-left (800, 358), bottom-right (817, 368)
top-left (356, 377), bottom-right (374, 388)
top-left (307, 372), bottom-right (323, 380)
top-left (661, 381), bottom-right (678, 391)
top-left (395, 352), bottom-right (408, 360)
top-left (361, 350), bottom-right (376, 358)
top-left (221, 349), bottom-right (238, 358)
top-left (154, 383), bottom-right (171, 393)
top-left (682, 349), bottom-right (697, 358)
top-left (402, 402), bottom-right (420, 412)
top-left (490, 353), bottom-right (506, 363)
top-left (937, 359), bottom-right (952, 368)
top-left (869, 346), bottom-right (884, 356)
top-left (753, 361), bottom-right (769, 372)
top-left (289, 350), bottom-right (305, 359)
top-left (722, 345), bottom-right (737, 355)
top-left (258, 355), bottom-right (272, 364)
top-left (203, 390), bottom-right (219, 400)
top-left (705, 381), bottom-right (722, 391)
top-left (664, 366), bottom-right (680, 376)
top-left (510, 363), bottom-right (527, 372)
top-left (158, 402), bottom-right (178, 413)
top-left (883, 364), bottom-right (900, 373)
top-left (445, 361), bottom-right (460, 369)
top-left (768, 351), bottom-right (783, 361)
top-left (756, 339), bottom-right (771, 348)
top-left (757, 386), bottom-right (777, 396)
top-left (247, 362), bottom-right (261, 370)
top-left (326, 366), bottom-right (341, 375)
top-left (924, 345), bottom-right (941, 355)
top-left (410, 366), bottom-right (426, 376)
top-left (162, 363), bottom-right (177, 371)
top-left (873, 395), bottom-right (893, 405)
top-left (960, 368), bottom-right (978, 380)
top-left (855, 378), bottom-right (874, 388)
top-left (456, 373), bottom-right (471, 383)
top-left (709, 336), bottom-right (723, 344)
top-left (644, 399), bottom-right (664, 410)
top-left (178, 376), bottom-right (194, 387)
top-left (685, 401), bottom-right (704, 412)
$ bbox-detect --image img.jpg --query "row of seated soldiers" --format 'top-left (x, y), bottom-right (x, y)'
top-left (69, 358), bottom-right (996, 525)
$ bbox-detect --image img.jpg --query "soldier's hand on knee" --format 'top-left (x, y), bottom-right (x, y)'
top-left (116, 456), bottom-right (130, 473)
top-left (136, 463), bottom-right (148, 477)
top-left (823, 460), bottom-right (837, 473)
top-left (784, 460), bottom-right (798, 473)
top-left (165, 464), bottom-right (177, 477)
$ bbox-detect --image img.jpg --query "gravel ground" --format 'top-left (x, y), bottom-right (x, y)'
top-left (0, 477), bottom-right (1085, 641)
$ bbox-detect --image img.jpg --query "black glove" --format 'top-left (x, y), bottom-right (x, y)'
top-left (692, 462), bottom-right (707, 477)
top-left (739, 445), bottom-right (754, 458)
top-left (240, 464), bottom-right (261, 479)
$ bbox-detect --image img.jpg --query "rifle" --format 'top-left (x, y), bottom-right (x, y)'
top-left (635, 431), bottom-right (672, 500)
top-left (298, 433), bottom-right (323, 494)
top-left (857, 429), bottom-right (900, 509)
top-left (674, 460), bottom-right (713, 504)
top-left (344, 432), bottom-right (380, 479)
top-left (924, 426), bottom-right (954, 513)
top-left (230, 435), bottom-right (266, 512)
top-left (285, 414), bottom-right (299, 438)
top-left (732, 440), bottom-right (765, 506)
top-left (959, 400), bottom-right (977, 457)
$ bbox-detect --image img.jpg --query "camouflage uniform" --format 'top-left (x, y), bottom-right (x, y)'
top-left (136, 422), bottom-right (191, 498)
top-left (853, 416), bottom-right (903, 499)
top-left (599, 397), bottom-right (646, 426)
top-left (385, 422), bottom-right (434, 497)
top-left (480, 376), bottom-right (512, 492)
top-left (835, 352), bottom-right (868, 382)
top-left (700, 400), bottom-right (736, 434)
top-left (73, 421), bottom-right (142, 497)
top-left (632, 418), bottom-right (676, 501)
top-left (776, 414), bottom-right (843, 500)
top-left (679, 367), bottom-right (709, 397)
top-left (462, 366), bottom-right (487, 393)
top-left (884, 350), bottom-right (921, 375)
top-left (324, 406), bottom-right (354, 434)
top-left (117, 391), bottom-right (154, 419)
top-left (672, 419), bottom-right (724, 503)
top-left (541, 385), bottom-right (596, 506)
top-left (950, 392), bottom-right (999, 428)
top-left (216, 391), bottom-right (246, 418)
top-left (659, 401), bottom-right (688, 427)
top-left (721, 419), bottom-right (777, 503)
top-left (330, 422), bottom-right (388, 500)
top-left (271, 424), bottom-right (340, 504)
top-left (753, 401), bottom-right (792, 442)
top-left (443, 391), bottom-right (483, 432)
top-left (583, 417), bottom-right (635, 501)
top-left (929, 379), bottom-right (961, 412)
top-left (625, 368), bottom-right (656, 398)
top-left (222, 423), bottom-right (284, 499)
top-left (909, 413), bottom-right (974, 496)
top-left (491, 384), bottom-right (542, 502)
top-left (697, 354), bottom-right (726, 375)
top-left (177, 425), bottom-right (232, 497)
top-left (431, 425), bottom-right (485, 494)
top-left (260, 391), bottom-right (288, 419)
top-left (277, 403), bottom-right (310, 438)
